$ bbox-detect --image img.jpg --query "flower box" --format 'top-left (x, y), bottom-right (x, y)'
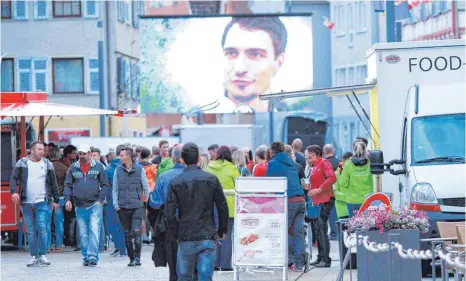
top-left (357, 229), bottom-right (422, 281)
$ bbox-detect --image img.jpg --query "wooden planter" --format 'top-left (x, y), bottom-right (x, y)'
top-left (357, 229), bottom-right (422, 281)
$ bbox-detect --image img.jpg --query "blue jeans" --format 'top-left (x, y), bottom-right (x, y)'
top-left (76, 202), bottom-right (103, 262)
top-left (99, 214), bottom-right (105, 252)
top-left (177, 240), bottom-right (217, 281)
top-left (288, 201), bottom-right (306, 268)
top-left (347, 204), bottom-right (362, 218)
top-left (46, 203), bottom-right (53, 249)
top-left (105, 200), bottom-right (126, 255)
top-left (54, 197), bottom-right (65, 248)
top-left (21, 202), bottom-right (49, 257)
top-left (216, 218), bottom-right (233, 269)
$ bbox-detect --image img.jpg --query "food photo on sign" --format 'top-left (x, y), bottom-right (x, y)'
top-left (235, 214), bottom-right (286, 265)
top-left (140, 14), bottom-right (313, 114)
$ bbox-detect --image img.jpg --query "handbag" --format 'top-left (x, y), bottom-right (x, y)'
top-left (306, 195), bottom-right (319, 219)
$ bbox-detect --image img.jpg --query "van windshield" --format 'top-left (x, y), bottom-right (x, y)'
top-left (412, 114), bottom-right (465, 165)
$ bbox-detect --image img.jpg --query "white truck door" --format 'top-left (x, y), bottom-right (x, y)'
top-left (398, 85), bottom-right (417, 208)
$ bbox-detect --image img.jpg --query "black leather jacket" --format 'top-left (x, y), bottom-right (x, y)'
top-left (166, 165), bottom-right (229, 242)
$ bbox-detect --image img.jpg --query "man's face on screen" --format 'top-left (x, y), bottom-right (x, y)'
top-left (223, 23), bottom-right (284, 103)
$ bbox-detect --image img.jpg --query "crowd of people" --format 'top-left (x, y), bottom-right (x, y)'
top-left (9, 136), bottom-right (374, 281)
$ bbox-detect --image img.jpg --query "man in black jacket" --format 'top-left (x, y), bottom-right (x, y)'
top-left (166, 142), bottom-right (229, 281)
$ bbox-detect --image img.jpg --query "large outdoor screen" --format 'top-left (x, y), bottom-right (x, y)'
top-left (140, 15), bottom-right (313, 114)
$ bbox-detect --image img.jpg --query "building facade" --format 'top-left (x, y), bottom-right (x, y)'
top-left (329, 0), bottom-right (377, 155)
top-left (1, 0), bottom-right (146, 137)
top-left (401, 0), bottom-right (465, 41)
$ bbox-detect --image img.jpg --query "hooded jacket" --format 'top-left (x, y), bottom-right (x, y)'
top-left (207, 159), bottom-right (240, 218)
top-left (334, 162), bottom-right (349, 218)
top-left (157, 158), bottom-right (174, 177)
top-left (266, 152), bottom-right (304, 198)
top-left (64, 159), bottom-right (109, 208)
top-left (339, 157), bottom-right (374, 204)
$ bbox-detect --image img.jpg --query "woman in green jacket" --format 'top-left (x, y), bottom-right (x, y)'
top-left (334, 152), bottom-right (352, 219)
top-left (340, 141), bottom-right (374, 217)
top-left (207, 145), bottom-right (240, 271)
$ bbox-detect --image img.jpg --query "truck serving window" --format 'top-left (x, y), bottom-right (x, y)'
top-left (411, 114), bottom-right (465, 165)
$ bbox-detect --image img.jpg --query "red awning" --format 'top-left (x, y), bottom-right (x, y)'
top-left (1, 92), bottom-right (117, 117)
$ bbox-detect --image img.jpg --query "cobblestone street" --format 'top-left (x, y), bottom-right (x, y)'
top-left (1, 242), bottom-right (344, 281)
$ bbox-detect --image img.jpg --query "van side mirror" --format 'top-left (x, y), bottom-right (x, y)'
top-left (370, 150), bottom-right (385, 175)
top-left (369, 150), bottom-right (407, 175)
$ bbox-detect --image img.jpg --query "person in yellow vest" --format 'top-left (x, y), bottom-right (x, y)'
top-left (207, 146), bottom-right (240, 271)
top-left (334, 152), bottom-right (353, 219)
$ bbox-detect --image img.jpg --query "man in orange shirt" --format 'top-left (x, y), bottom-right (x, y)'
top-left (138, 147), bottom-right (157, 244)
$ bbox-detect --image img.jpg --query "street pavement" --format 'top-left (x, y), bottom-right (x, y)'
top-left (1, 241), bottom-right (341, 281)
top-left (0, 241), bottom-right (445, 281)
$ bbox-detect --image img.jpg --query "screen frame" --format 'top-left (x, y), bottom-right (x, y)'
top-left (140, 12), bottom-right (313, 20)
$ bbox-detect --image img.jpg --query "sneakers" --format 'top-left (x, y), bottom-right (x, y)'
top-left (134, 257), bottom-right (141, 266)
top-left (83, 260), bottom-right (90, 266)
top-left (89, 260), bottom-right (98, 267)
top-left (27, 257), bottom-right (39, 267)
top-left (38, 255), bottom-right (51, 266)
top-left (314, 260), bottom-right (332, 268)
top-left (128, 259), bottom-right (136, 267)
top-left (109, 249), bottom-right (120, 257)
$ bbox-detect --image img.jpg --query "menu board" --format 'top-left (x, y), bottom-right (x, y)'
top-left (234, 194), bottom-right (287, 267)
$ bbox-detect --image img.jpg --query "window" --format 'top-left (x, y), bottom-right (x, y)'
top-left (84, 0), bottom-right (98, 18)
top-left (131, 0), bottom-right (139, 27)
top-left (1, 59), bottom-right (14, 91)
top-left (359, 1), bottom-right (367, 31)
top-left (53, 0), bottom-right (81, 17)
top-left (33, 58), bottom-right (47, 92)
top-left (348, 3), bottom-right (354, 32)
top-left (338, 5), bottom-right (346, 36)
top-left (18, 58), bottom-right (32, 91)
top-left (124, 0), bottom-right (130, 24)
top-left (1, 1), bottom-right (11, 18)
top-left (412, 114), bottom-right (465, 164)
top-left (355, 65), bottom-right (367, 84)
top-left (88, 59), bottom-right (99, 93)
top-left (150, 1), bottom-right (175, 8)
top-left (348, 66), bottom-right (355, 85)
top-left (117, 1), bottom-right (123, 22)
top-left (34, 0), bottom-right (49, 19)
top-left (333, 5), bottom-right (339, 35)
top-left (334, 68), bottom-right (347, 87)
top-left (117, 57), bottom-right (127, 93)
top-left (52, 58), bottom-right (84, 93)
top-left (13, 0), bottom-right (28, 20)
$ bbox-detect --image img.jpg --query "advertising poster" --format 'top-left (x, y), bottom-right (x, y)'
top-left (234, 196), bottom-right (287, 266)
top-left (140, 15), bottom-right (313, 114)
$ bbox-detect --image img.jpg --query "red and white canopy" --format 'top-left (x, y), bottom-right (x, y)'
top-left (1, 92), bottom-right (117, 117)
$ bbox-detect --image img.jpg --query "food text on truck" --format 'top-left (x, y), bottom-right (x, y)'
top-left (408, 56), bottom-right (464, 72)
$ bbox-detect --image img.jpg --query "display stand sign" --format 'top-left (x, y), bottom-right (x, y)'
top-left (233, 177), bottom-right (288, 281)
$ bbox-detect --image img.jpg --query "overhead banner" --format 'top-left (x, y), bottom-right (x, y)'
top-left (140, 15), bottom-right (313, 114)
